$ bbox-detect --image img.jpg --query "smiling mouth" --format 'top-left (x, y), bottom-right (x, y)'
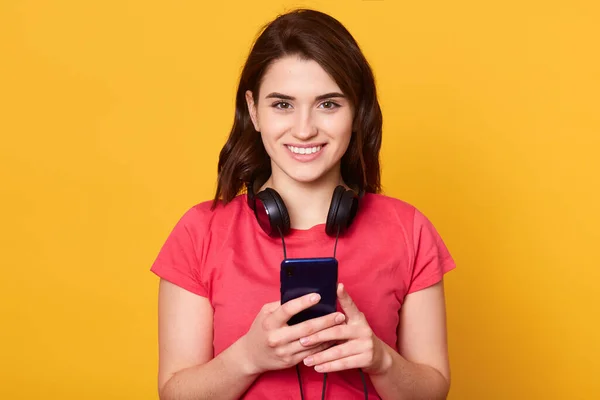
top-left (286, 145), bottom-right (324, 155)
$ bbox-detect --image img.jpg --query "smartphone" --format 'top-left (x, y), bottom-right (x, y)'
top-left (280, 257), bottom-right (338, 325)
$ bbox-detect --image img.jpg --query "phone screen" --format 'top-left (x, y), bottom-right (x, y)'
top-left (280, 257), bottom-right (338, 325)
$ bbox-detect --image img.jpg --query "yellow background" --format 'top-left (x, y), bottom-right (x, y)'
top-left (1, 0), bottom-right (598, 398)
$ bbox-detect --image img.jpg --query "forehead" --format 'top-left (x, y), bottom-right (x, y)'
top-left (259, 56), bottom-right (342, 97)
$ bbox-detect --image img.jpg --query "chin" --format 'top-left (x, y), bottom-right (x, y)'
top-left (281, 164), bottom-right (336, 185)
top-left (269, 152), bottom-right (342, 185)
top-left (286, 172), bottom-right (325, 184)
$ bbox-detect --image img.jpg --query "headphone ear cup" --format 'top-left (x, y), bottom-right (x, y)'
top-left (338, 189), bottom-right (358, 232)
top-left (266, 188), bottom-right (290, 236)
top-left (326, 186), bottom-right (346, 236)
top-left (326, 186), bottom-right (359, 237)
top-left (256, 188), bottom-right (290, 237)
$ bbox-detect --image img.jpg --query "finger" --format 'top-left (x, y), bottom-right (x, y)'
top-left (264, 312), bottom-right (345, 349)
top-left (297, 323), bottom-right (354, 347)
top-left (261, 301), bottom-right (281, 315)
top-left (312, 354), bottom-right (369, 373)
top-left (337, 283), bottom-right (362, 320)
top-left (292, 342), bottom-right (333, 365)
top-left (290, 312), bottom-right (346, 345)
top-left (284, 339), bottom-right (337, 357)
top-left (303, 340), bottom-right (366, 367)
top-left (268, 293), bottom-right (321, 328)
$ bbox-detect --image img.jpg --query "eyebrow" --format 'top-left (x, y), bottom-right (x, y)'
top-left (264, 92), bottom-right (346, 101)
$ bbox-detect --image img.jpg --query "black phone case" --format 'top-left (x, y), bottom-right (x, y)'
top-left (280, 257), bottom-right (338, 325)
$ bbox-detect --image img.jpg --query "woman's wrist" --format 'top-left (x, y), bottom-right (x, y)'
top-left (230, 334), bottom-right (263, 378)
top-left (367, 337), bottom-right (394, 376)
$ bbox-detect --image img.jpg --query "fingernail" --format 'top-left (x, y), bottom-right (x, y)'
top-left (310, 294), bottom-right (320, 303)
top-left (304, 356), bottom-right (313, 366)
top-left (315, 365), bottom-right (324, 372)
top-left (335, 313), bottom-right (345, 324)
top-left (299, 337), bottom-right (309, 345)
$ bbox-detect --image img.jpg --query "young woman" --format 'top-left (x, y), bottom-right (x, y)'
top-left (151, 8), bottom-right (455, 400)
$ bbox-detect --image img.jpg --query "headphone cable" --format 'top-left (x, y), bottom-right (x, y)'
top-left (278, 226), bottom-right (287, 260)
top-left (282, 216), bottom-right (370, 398)
top-left (333, 226), bottom-right (340, 258)
top-left (296, 365), bottom-right (369, 399)
top-left (296, 365), bottom-right (305, 400)
top-left (321, 371), bottom-right (328, 400)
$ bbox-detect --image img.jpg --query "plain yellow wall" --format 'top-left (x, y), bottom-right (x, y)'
top-left (1, 0), bottom-right (599, 398)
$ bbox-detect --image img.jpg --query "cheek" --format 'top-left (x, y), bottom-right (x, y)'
top-left (258, 120), bottom-right (287, 159)
top-left (321, 114), bottom-right (353, 145)
top-left (258, 113), bottom-right (289, 142)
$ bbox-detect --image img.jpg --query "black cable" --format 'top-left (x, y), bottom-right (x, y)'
top-left (359, 369), bottom-right (368, 398)
top-left (333, 226), bottom-right (340, 258)
top-left (293, 226), bottom-right (371, 399)
top-left (321, 372), bottom-right (328, 400)
top-left (296, 365), bottom-right (304, 400)
top-left (296, 366), bottom-right (368, 399)
top-left (278, 226), bottom-right (287, 260)
top-left (296, 365), bottom-right (329, 400)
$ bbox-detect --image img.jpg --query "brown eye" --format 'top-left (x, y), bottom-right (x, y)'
top-left (320, 101), bottom-right (340, 109)
top-left (273, 101), bottom-right (292, 109)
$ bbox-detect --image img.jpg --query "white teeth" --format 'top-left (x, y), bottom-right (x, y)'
top-left (287, 145), bottom-right (322, 155)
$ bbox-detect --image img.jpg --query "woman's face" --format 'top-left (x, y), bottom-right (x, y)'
top-left (246, 55), bottom-right (354, 186)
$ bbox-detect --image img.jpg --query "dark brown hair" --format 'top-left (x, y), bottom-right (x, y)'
top-left (212, 8), bottom-right (383, 208)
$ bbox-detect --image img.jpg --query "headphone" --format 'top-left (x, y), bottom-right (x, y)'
top-left (246, 181), bottom-right (361, 238)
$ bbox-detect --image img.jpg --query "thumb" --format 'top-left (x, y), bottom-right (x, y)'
top-left (337, 283), bottom-right (362, 320)
top-left (262, 300), bottom-right (281, 315)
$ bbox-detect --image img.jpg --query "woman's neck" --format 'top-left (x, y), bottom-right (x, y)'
top-left (261, 168), bottom-right (346, 230)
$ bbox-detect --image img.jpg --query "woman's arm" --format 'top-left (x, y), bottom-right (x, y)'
top-left (298, 281), bottom-right (451, 399)
top-left (368, 280), bottom-right (451, 399)
top-left (156, 279), bottom-right (346, 400)
top-left (157, 279), bottom-right (259, 400)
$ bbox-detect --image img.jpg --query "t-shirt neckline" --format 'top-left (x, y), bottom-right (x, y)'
top-left (241, 194), bottom-right (330, 240)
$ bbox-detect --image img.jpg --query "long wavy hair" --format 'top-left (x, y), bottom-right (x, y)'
top-left (212, 8), bottom-right (383, 208)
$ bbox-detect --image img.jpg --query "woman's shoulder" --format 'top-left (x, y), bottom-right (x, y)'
top-left (361, 192), bottom-right (419, 221)
top-left (189, 194), bottom-right (246, 212)
top-left (182, 194), bottom-right (249, 224)
top-left (360, 192), bottom-right (447, 235)
top-left (361, 193), bottom-right (451, 247)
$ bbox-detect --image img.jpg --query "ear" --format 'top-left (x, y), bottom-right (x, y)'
top-left (245, 90), bottom-right (260, 132)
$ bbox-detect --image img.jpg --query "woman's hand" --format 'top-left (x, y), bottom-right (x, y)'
top-left (298, 284), bottom-right (392, 375)
top-left (240, 293), bottom-right (346, 376)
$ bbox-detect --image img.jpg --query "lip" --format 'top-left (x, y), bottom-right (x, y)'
top-left (284, 143), bottom-right (326, 148)
top-left (285, 143), bottom-right (326, 162)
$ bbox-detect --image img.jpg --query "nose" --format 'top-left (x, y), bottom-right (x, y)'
top-left (292, 109), bottom-right (318, 140)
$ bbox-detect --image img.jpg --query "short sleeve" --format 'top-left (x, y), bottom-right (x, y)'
top-left (407, 209), bottom-right (456, 294)
top-left (150, 206), bottom-right (208, 297)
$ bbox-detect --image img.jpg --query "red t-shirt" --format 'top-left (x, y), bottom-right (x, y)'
top-left (151, 193), bottom-right (456, 399)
